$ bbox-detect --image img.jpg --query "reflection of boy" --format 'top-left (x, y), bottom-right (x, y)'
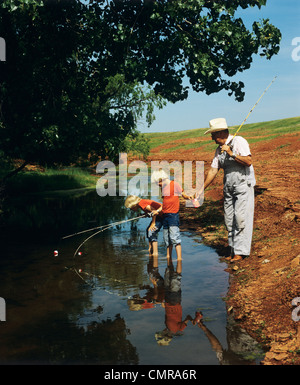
top-left (163, 263), bottom-right (188, 334)
top-left (125, 195), bottom-right (163, 256)
top-left (128, 256), bottom-right (164, 312)
top-left (155, 261), bottom-right (194, 346)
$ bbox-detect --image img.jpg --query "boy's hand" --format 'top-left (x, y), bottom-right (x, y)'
top-left (151, 209), bottom-right (160, 216)
top-left (149, 223), bottom-right (157, 232)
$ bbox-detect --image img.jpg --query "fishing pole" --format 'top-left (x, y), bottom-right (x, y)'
top-left (72, 213), bottom-right (147, 258)
top-left (228, 75), bottom-right (277, 145)
top-left (62, 214), bottom-right (147, 240)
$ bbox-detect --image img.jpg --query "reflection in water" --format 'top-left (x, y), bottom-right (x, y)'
top-left (0, 191), bottom-right (264, 364)
top-left (127, 254), bottom-right (263, 365)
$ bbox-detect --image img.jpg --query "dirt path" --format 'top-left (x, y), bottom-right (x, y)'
top-left (147, 132), bottom-right (300, 365)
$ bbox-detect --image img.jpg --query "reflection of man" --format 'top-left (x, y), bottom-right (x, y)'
top-left (197, 118), bottom-right (256, 263)
top-left (196, 317), bottom-right (256, 365)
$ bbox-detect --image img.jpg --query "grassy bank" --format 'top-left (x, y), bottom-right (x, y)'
top-left (2, 166), bottom-right (97, 196)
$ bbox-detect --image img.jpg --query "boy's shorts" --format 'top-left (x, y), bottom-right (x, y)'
top-left (163, 213), bottom-right (181, 247)
top-left (146, 215), bottom-right (163, 242)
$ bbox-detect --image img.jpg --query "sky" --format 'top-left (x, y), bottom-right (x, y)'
top-left (138, 0), bottom-right (300, 133)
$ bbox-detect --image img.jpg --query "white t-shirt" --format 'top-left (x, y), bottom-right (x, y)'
top-left (211, 135), bottom-right (256, 186)
top-left (211, 135), bottom-right (251, 168)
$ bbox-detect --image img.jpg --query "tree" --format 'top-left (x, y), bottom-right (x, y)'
top-left (0, 0), bottom-right (281, 173)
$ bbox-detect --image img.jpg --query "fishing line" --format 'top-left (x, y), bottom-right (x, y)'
top-left (65, 265), bottom-right (135, 299)
top-left (61, 213), bottom-right (147, 240)
top-left (56, 213), bottom-right (149, 295)
top-left (229, 75), bottom-right (278, 145)
top-left (71, 214), bottom-right (147, 258)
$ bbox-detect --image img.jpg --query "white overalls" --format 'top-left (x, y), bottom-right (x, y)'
top-left (212, 135), bottom-right (256, 256)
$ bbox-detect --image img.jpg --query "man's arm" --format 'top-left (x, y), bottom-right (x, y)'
top-left (195, 167), bottom-right (219, 199)
top-left (204, 167), bottom-right (219, 190)
top-left (221, 144), bottom-right (252, 167)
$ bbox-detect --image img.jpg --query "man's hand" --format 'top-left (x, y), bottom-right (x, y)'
top-left (182, 191), bottom-right (193, 200)
top-left (220, 144), bottom-right (233, 157)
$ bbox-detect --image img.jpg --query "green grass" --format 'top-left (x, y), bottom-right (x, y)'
top-left (145, 116), bottom-right (300, 153)
top-left (3, 167), bottom-right (97, 196)
top-left (145, 128), bottom-right (205, 150)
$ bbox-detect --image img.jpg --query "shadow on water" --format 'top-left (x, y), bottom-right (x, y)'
top-left (0, 190), bottom-right (265, 365)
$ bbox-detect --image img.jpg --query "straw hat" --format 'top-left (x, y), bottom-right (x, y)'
top-left (204, 118), bottom-right (230, 135)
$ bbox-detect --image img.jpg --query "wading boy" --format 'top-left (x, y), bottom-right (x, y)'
top-left (151, 170), bottom-right (192, 260)
top-left (125, 195), bottom-right (163, 257)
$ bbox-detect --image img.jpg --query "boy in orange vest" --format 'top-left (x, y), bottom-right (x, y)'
top-left (151, 170), bottom-right (192, 260)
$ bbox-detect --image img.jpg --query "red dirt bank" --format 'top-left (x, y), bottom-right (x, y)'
top-left (147, 132), bottom-right (300, 365)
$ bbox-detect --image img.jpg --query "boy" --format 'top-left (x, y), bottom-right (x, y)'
top-left (151, 170), bottom-right (192, 260)
top-left (124, 195), bottom-right (163, 257)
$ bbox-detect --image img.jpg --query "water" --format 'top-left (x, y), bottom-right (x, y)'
top-left (0, 190), bottom-right (264, 365)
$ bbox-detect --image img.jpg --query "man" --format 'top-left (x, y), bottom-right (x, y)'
top-left (197, 118), bottom-right (256, 262)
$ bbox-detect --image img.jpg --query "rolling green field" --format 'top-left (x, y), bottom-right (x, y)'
top-left (144, 116), bottom-right (300, 153)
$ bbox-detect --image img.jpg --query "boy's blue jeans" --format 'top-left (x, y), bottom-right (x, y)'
top-left (162, 213), bottom-right (181, 247)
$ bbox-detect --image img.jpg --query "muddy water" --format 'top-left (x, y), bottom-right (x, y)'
top-left (0, 190), bottom-right (264, 365)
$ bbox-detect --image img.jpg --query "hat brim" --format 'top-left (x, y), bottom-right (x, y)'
top-left (204, 127), bottom-right (230, 135)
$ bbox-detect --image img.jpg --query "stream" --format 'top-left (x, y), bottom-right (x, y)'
top-left (0, 189), bottom-right (265, 365)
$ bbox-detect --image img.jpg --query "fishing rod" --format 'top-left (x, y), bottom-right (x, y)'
top-left (228, 75), bottom-right (277, 145)
top-left (71, 213), bottom-right (147, 258)
top-left (62, 213), bottom-right (148, 240)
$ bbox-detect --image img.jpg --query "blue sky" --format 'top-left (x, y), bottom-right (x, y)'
top-left (138, 0), bottom-right (300, 133)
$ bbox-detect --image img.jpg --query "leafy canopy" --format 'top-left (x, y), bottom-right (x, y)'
top-left (0, 0), bottom-right (281, 166)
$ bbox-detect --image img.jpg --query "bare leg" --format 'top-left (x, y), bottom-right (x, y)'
top-left (176, 258), bottom-right (182, 274)
top-left (152, 241), bottom-right (158, 257)
top-left (175, 244), bottom-right (182, 260)
top-left (148, 241), bottom-right (153, 256)
top-left (166, 245), bottom-right (173, 260)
